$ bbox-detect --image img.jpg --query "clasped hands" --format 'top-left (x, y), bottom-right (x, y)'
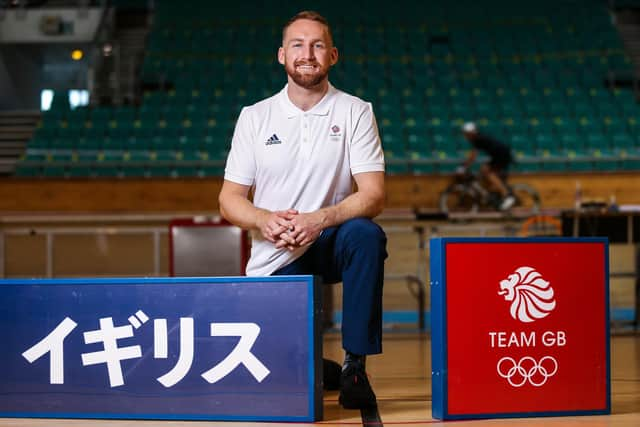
top-left (259, 209), bottom-right (323, 251)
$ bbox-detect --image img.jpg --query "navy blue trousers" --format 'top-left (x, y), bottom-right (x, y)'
top-left (272, 218), bottom-right (387, 355)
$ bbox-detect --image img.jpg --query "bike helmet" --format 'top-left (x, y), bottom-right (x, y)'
top-left (462, 122), bottom-right (477, 133)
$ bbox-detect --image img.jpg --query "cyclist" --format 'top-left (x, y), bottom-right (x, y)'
top-left (459, 122), bottom-right (515, 211)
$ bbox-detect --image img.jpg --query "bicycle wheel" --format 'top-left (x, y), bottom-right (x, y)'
top-left (439, 184), bottom-right (479, 214)
top-left (510, 183), bottom-right (541, 215)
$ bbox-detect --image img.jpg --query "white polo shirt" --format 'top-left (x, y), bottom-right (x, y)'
top-left (224, 83), bottom-right (385, 276)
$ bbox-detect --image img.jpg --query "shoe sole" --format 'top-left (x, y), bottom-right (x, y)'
top-left (338, 395), bottom-right (377, 409)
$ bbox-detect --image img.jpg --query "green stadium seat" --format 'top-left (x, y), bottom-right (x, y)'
top-left (103, 137), bottom-right (128, 150)
top-left (14, 164), bottom-right (42, 177)
top-left (548, 101), bottom-right (569, 116)
top-left (512, 158), bottom-right (542, 173)
top-left (534, 132), bottom-right (556, 151)
top-left (621, 159), bottom-right (640, 171)
top-left (29, 135), bottom-right (51, 149)
top-left (565, 158), bottom-right (593, 172)
top-left (611, 132), bottom-right (636, 150)
top-left (66, 164), bottom-right (93, 178)
top-left (509, 133), bottom-right (530, 151)
top-left (124, 150), bottom-right (151, 163)
top-left (593, 158), bottom-right (620, 171)
top-left (572, 101), bottom-right (598, 117)
top-left (577, 116), bottom-right (603, 134)
top-left (42, 165), bottom-right (66, 177)
top-left (560, 132), bottom-right (582, 150)
top-left (109, 126), bottom-right (134, 141)
top-left (169, 165), bottom-right (198, 178)
top-left (411, 160), bottom-right (436, 175)
top-left (385, 157), bottom-right (410, 175)
top-left (406, 129), bottom-right (429, 153)
top-left (585, 133), bottom-right (607, 149)
top-left (120, 166), bottom-right (149, 178)
top-left (198, 165), bottom-right (225, 177)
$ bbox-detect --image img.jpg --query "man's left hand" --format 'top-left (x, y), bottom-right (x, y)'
top-left (275, 211), bottom-right (325, 250)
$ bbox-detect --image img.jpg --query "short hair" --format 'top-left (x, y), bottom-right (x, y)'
top-left (282, 10), bottom-right (334, 45)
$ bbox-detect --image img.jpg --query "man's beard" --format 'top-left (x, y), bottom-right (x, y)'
top-left (285, 60), bottom-right (331, 89)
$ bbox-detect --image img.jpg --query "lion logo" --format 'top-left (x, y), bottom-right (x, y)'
top-left (498, 266), bottom-right (556, 323)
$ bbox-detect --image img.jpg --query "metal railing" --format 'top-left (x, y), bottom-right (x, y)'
top-left (2, 213), bottom-right (636, 332)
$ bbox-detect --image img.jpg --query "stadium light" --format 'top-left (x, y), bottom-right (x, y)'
top-left (40, 89), bottom-right (54, 111)
top-left (71, 49), bottom-right (84, 61)
top-left (69, 90), bottom-right (89, 109)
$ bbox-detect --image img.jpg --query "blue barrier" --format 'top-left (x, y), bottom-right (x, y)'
top-left (0, 276), bottom-right (322, 422)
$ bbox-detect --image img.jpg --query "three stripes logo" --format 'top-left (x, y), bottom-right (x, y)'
top-left (265, 134), bottom-right (282, 145)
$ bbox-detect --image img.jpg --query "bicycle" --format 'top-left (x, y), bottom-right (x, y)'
top-left (438, 168), bottom-right (541, 215)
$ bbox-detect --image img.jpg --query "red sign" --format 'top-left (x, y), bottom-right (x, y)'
top-left (434, 239), bottom-right (609, 418)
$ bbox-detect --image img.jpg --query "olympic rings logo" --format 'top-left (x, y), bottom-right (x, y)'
top-left (496, 356), bottom-right (558, 387)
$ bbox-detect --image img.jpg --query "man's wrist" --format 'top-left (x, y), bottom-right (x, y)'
top-left (318, 207), bottom-right (334, 229)
top-left (254, 209), bottom-right (269, 230)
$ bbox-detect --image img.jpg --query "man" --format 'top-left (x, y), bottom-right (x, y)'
top-left (460, 122), bottom-right (515, 210)
top-left (218, 11), bottom-right (387, 410)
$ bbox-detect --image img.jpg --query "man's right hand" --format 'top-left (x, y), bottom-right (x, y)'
top-left (257, 209), bottom-right (298, 243)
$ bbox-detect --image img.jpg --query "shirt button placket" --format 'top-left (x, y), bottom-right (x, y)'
top-left (302, 114), bottom-right (310, 157)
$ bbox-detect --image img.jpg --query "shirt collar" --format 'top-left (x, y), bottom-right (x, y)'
top-left (279, 83), bottom-right (335, 119)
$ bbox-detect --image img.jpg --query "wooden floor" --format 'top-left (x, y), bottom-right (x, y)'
top-left (1, 332), bottom-right (639, 427)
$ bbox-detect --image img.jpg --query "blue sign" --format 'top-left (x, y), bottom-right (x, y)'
top-left (430, 238), bottom-right (610, 420)
top-left (0, 276), bottom-right (322, 422)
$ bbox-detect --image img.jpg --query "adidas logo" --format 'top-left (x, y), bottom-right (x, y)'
top-left (265, 134), bottom-right (282, 145)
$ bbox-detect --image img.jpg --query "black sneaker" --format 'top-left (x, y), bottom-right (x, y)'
top-left (323, 358), bottom-right (342, 390)
top-left (338, 361), bottom-right (377, 409)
